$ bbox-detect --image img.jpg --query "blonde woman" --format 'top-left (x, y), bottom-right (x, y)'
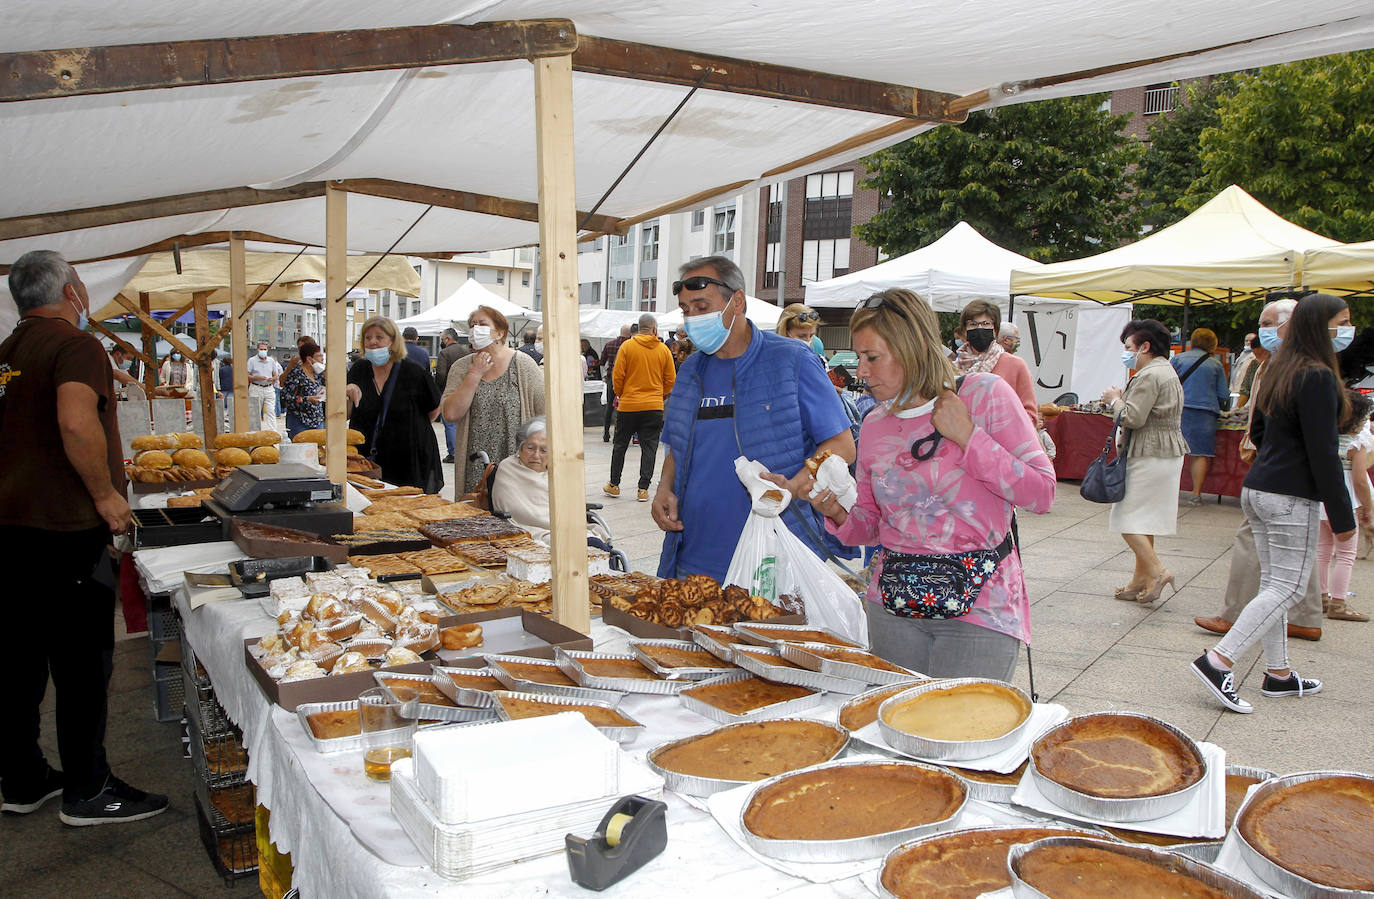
top-left (776, 303), bottom-right (826, 357)
top-left (345, 316), bottom-right (442, 492)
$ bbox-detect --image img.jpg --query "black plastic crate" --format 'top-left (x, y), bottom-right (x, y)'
top-left (188, 706), bottom-right (248, 789)
top-left (148, 598), bottom-right (182, 643)
top-left (228, 556), bottom-right (334, 598)
top-left (132, 506), bottom-right (226, 548)
top-left (193, 791), bottom-right (258, 884)
top-left (153, 661), bottom-right (185, 723)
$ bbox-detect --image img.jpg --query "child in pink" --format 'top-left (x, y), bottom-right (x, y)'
top-left (1316, 389), bottom-right (1373, 622)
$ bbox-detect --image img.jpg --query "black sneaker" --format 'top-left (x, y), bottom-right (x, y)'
top-left (59, 776), bottom-right (169, 827)
top-left (1190, 653), bottom-right (1253, 713)
top-left (442, 454), bottom-right (455, 463)
top-left (1, 765), bottom-right (63, 815)
top-left (1260, 671), bottom-right (1323, 698)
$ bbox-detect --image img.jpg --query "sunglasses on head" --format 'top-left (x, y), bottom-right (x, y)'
top-left (792, 312), bottom-right (821, 323)
top-left (672, 275), bottom-right (736, 296)
top-left (861, 293), bottom-right (911, 322)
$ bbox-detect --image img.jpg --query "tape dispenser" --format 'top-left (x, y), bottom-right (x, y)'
top-left (565, 794), bottom-right (667, 891)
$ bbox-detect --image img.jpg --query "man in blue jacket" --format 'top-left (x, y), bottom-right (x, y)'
top-left (652, 256), bottom-right (855, 581)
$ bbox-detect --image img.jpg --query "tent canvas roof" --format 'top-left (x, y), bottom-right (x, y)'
top-left (806, 221), bottom-right (1042, 311)
top-left (1008, 185), bottom-right (1340, 304)
top-left (394, 277), bottom-right (536, 336)
top-left (1303, 241), bottom-right (1374, 296)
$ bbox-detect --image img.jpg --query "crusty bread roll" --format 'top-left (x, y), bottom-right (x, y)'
top-left (172, 448), bottom-right (212, 468)
top-left (347, 428), bottom-right (366, 445)
top-left (135, 450), bottom-right (174, 469)
top-left (131, 434), bottom-right (178, 451)
top-left (248, 430), bottom-right (281, 446)
top-left (293, 429), bottom-right (326, 445)
top-left (213, 432), bottom-right (255, 449)
top-left (216, 447), bottom-right (253, 467)
top-left (250, 445), bottom-right (280, 464)
top-left (173, 432), bottom-right (204, 449)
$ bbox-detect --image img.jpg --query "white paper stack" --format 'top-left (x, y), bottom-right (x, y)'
top-left (413, 714), bottom-right (621, 824)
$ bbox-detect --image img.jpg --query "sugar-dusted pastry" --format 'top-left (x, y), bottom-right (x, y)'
top-left (383, 646), bottom-right (423, 668)
top-left (280, 659), bottom-right (326, 682)
top-left (330, 651), bottom-right (372, 675)
top-left (441, 623), bottom-right (484, 650)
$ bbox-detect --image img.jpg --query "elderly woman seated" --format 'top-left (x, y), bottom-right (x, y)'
top-left (491, 417), bottom-right (609, 550)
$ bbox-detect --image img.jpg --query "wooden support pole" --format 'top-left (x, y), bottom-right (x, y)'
top-left (113, 293), bottom-right (198, 360)
top-left (192, 290), bottom-right (218, 446)
top-left (139, 292), bottom-right (156, 393)
top-left (230, 233), bottom-right (250, 432)
top-left (89, 320), bottom-right (153, 367)
top-left (325, 183), bottom-right (348, 486)
top-left (534, 55), bottom-right (589, 634)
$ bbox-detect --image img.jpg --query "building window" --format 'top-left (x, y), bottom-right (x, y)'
top-left (640, 277), bottom-right (657, 309)
top-left (801, 238), bottom-right (851, 284)
top-left (610, 279), bottom-right (631, 310)
top-left (641, 223), bottom-right (659, 263)
top-left (763, 241), bottom-right (782, 289)
top-left (578, 282), bottom-right (601, 305)
top-left (691, 209), bottom-right (706, 231)
top-left (466, 267), bottom-right (477, 280)
top-left (610, 233), bottom-right (635, 267)
top-left (412, 300), bottom-right (422, 318)
top-left (713, 207), bottom-right (736, 254)
top-left (1143, 83), bottom-right (1177, 115)
top-left (496, 270), bottom-right (505, 284)
top-left (522, 272), bottom-right (530, 287)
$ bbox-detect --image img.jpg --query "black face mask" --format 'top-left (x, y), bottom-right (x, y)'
top-left (966, 327), bottom-right (996, 352)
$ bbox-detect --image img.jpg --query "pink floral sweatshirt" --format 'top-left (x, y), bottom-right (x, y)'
top-left (828, 372), bottom-right (1056, 644)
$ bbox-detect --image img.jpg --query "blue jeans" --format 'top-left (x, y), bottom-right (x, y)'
top-left (1215, 488), bottom-right (1320, 671)
top-left (444, 420), bottom-right (456, 456)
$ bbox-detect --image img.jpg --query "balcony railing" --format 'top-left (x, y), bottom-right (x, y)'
top-left (1143, 86), bottom-right (1177, 115)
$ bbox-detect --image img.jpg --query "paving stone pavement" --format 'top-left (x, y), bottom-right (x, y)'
top-left (5, 422), bottom-right (1369, 896)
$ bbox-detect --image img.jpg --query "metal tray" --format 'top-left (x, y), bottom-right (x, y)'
top-left (483, 653), bottom-right (625, 705)
top-left (678, 668), bottom-right (826, 725)
top-left (734, 621), bottom-right (864, 650)
top-left (945, 762), bottom-right (1030, 804)
top-left (1232, 769), bottom-right (1374, 899)
top-left (295, 699), bottom-right (411, 754)
top-left (373, 672), bottom-right (498, 723)
top-left (1113, 764), bottom-right (1279, 859)
top-left (877, 678), bottom-right (1035, 762)
top-left (690, 625), bottom-right (746, 663)
top-left (628, 638), bottom-right (738, 680)
top-left (777, 641), bottom-right (924, 685)
top-left (732, 646), bottom-right (869, 694)
top-left (1027, 712), bottom-right (1210, 823)
top-left (1007, 836), bottom-right (1269, 899)
top-left (489, 690), bottom-right (644, 743)
top-left (737, 758), bottom-right (967, 863)
top-left (646, 718), bottom-right (849, 798)
top-left (553, 647), bottom-right (692, 695)
top-left (430, 666), bottom-right (502, 709)
top-left (873, 824), bottom-right (1111, 899)
top-left (837, 681), bottom-right (932, 734)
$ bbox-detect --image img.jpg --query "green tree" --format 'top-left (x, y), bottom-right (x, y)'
top-left (857, 95), bottom-right (1142, 263)
top-left (1186, 50), bottom-right (1374, 243)
top-left (1135, 77), bottom-right (1235, 230)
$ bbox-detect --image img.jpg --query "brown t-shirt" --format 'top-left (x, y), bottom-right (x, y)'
top-left (0, 317), bottom-right (125, 530)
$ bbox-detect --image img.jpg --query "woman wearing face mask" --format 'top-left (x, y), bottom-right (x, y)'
top-left (953, 300), bottom-right (1037, 428)
top-left (344, 317), bottom-right (442, 492)
top-left (441, 305), bottom-right (546, 494)
top-left (798, 288), bottom-right (1055, 679)
top-left (281, 340), bottom-right (326, 438)
top-left (1192, 294), bottom-right (1356, 713)
top-left (1099, 319), bottom-right (1189, 604)
top-left (159, 350), bottom-right (197, 397)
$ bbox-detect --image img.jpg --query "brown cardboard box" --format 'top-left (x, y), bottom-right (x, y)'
top-left (602, 603), bottom-right (804, 641)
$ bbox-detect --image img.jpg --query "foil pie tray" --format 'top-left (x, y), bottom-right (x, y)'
top-left (489, 689), bottom-right (644, 743)
top-left (1027, 712), bottom-right (1210, 823)
top-left (733, 622), bottom-right (863, 651)
top-left (483, 654), bottom-right (625, 705)
top-left (628, 639), bottom-right (738, 680)
top-left (837, 682), bottom-right (931, 735)
top-left (678, 669), bottom-right (825, 725)
top-left (295, 699), bottom-right (408, 754)
top-left (373, 672), bottom-right (498, 723)
top-left (1232, 769), bottom-right (1374, 899)
top-left (645, 718), bottom-right (849, 798)
top-left (1147, 764), bottom-right (1278, 862)
top-left (876, 678), bottom-right (1036, 762)
top-left (553, 647), bottom-right (691, 695)
top-left (1007, 835), bottom-right (1269, 899)
top-left (777, 641), bottom-right (925, 686)
top-left (732, 646), bottom-right (869, 694)
top-left (430, 666), bottom-right (501, 709)
top-left (691, 625), bottom-right (745, 663)
top-left (736, 757), bottom-right (968, 863)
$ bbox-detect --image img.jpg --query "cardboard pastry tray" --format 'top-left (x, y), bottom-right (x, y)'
top-left (230, 518), bottom-right (349, 564)
top-left (602, 603), bottom-right (804, 641)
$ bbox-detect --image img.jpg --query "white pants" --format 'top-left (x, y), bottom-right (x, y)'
top-left (248, 385), bottom-right (277, 432)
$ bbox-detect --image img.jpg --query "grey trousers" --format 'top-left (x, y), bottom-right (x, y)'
top-left (1216, 489), bottom-right (1320, 670)
top-left (865, 602), bottom-right (1020, 681)
top-left (1220, 511), bottom-right (1323, 628)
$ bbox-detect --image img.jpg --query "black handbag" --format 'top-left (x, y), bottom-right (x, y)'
top-left (1080, 410), bottom-right (1132, 503)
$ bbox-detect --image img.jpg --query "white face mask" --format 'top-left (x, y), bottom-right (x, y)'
top-left (533, 341), bottom-right (544, 354)
top-left (470, 325), bottom-right (494, 350)
top-left (257, 349), bottom-right (268, 360)
top-left (312, 361), bottom-right (326, 375)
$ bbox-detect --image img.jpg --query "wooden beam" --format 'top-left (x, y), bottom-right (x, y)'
top-left (0, 183), bottom-right (325, 241)
top-left (230, 234), bottom-right (250, 433)
top-left (89, 320), bottom-right (153, 367)
top-left (604, 180), bottom-right (753, 235)
top-left (110, 292), bottom-right (198, 360)
top-left (341, 178), bottom-right (623, 237)
top-left (1, 20), bottom-right (578, 102)
top-left (535, 55), bottom-right (589, 635)
top-left (139, 292), bottom-right (156, 393)
top-left (324, 184), bottom-right (348, 485)
top-left (574, 35), bottom-right (962, 122)
top-left (163, 295), bottom-right (198, 331)
top-left (761, 120), bottom-right (916, 179)
top-left (192, 290), bottom-right (218, 446)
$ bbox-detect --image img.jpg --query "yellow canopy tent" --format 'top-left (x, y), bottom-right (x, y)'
top-left (1303, 241), bottom-right (1374, 298)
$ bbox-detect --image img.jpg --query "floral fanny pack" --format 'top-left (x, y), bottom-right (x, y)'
top-left (878, 533), bottom-right (1015, 620)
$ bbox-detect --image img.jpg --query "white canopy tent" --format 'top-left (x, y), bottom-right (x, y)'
top-left (1304, 240), bottom-right (1374, 297)
top-left (658, 295), bottom-right (782, 331)
top-left (577, 308), bottom-right (644, 340)
top-left (394, 277), bottom-right (538, 338)
top-left (806, 221), bottom-right (1045, 311)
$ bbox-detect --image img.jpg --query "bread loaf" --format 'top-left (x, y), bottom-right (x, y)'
top-left (213, 432), bottom-right (255, 449)
top-left (131, 434), bottom-right (178, 451)
top-left (250, 446), bottom-right (280, 464)
top-left (293, 427), bottom-right (366, 446)
top-left (172, 449), bottom-right (212, 468)
top-left (135, 450), bottom-right (174, 469)
top-left (173, 432), bottom-right (204, 448)
top-left (216, 447), bottom-right (253, 467)
top-left (248, 430), bottom-right (281, 447)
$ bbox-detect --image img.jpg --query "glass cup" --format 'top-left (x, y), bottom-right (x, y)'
top-left (359, 685), bottom-right (419, 782)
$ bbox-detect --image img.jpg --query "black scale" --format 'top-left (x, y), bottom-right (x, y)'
top-left (207, 463), bottom-right (354, 538)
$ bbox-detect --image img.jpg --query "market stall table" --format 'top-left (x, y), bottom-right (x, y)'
top-left (1043, 410), bottom-right (1250, 498)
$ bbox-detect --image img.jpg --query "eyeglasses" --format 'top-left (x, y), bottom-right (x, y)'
top-left (672, 276), bottom-right (736, 296)
top-left (793, 312), bottom-right (821, 323)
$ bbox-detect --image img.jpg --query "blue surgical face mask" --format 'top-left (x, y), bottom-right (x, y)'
top-left (1257, 327), bottom-right (1282, 352)
top-left (364, 347), bottom-right (391, 365)
top-left (683, 303), bottom-right (737, 355)
top-left (70, 298), bottom-right (88, 331)
top-left (1332, 325), bottom-right (1355, 352)
top-left (1121, 349), bottom-right (1138, 368)
top-left (171, 353), bottom-right (182, 362)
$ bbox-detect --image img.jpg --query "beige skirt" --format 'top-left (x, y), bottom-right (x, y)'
top-left (1109, 454), bottom-right (1185, 536)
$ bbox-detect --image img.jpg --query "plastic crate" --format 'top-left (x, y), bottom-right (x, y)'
top-left (194, 791), bottom-right (258, 884)
top-left (188, 706), bottom-right (248, 789)
top-left (153, 661), bottom-right (185, 723)
top-left (148, 595), bottom-right (182, 643)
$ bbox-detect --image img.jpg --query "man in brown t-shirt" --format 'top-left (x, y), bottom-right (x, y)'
top-left (0, 250), bottom-right (166, 825)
